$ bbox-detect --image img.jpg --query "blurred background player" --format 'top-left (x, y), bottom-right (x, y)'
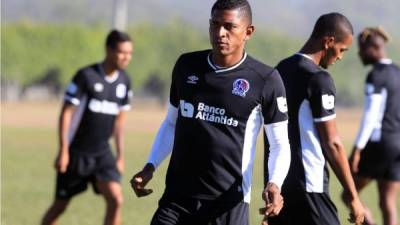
top-left (266, 13), bottom-right (365, 225)
top-left (41, 30), bottom-right (133, 225)
top-left (344, 27), bottom-right (400, 225)
top-left (130, 0), bottom-right (291, 225)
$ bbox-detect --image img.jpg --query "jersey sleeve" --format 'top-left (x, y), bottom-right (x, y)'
top-left (64, 70), bottom-right (87, 106)
top-left (261, 70), bottom-right (289, 124)
top-left (365, 70), bottom-right (385, 95)
top-left (120, 77), bottom-right (133, 111)
top-left (308, 72), bottom-right (336, 122)
top-left (169, 56), bottom-right (183, 108)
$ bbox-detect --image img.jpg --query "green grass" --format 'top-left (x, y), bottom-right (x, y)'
top-left (1, 122), bottom-right (387, 225)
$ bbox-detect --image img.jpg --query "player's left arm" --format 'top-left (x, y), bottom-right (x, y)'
top-left (260, 70), bottom-right (291, 218)
top-left (113, 110), bottom-right (127, 174)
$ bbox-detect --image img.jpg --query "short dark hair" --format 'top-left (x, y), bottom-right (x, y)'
top-left (211, 0), bottom-right (252, 24)
top-left (105, 30), bottom-right (131, 49)
top-left (310, 12), bottom-right (353, 41)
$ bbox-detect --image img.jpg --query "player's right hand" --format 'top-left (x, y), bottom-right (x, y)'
top-left (55, 151), bottom-right (69, 173)
top-left (130, 163), bottom-right (155, 197)
top-left (348, 197), bottom-right (365, 225)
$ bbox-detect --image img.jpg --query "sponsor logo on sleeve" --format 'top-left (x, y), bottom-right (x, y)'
top-left (365, 83), bottom-right (375, 95)
top-left (66, 82), bottom-right (78, 94)
top-left (277, 97), bottom-right (288, 113)
top-left (232, 79), bottom-right (250, 97)
top-left (116, 84), bottom-right (127, 98)
top-left (322, 94), bottom-right (335, 110)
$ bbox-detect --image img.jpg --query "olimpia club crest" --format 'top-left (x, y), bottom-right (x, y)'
top-left (232, 79), bottom-right (250, 97)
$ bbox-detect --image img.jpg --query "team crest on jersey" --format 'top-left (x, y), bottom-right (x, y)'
top-left (322, 94), bottom-right (335, 110)
top-left (232, 79), bottom-right (250, 97)
top-left (116, 84), bottom-right (127, 98)
top-left (94, 83), bottom-right (104, 92)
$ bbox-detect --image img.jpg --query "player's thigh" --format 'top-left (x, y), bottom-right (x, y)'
top-left (353, 174), bottom-right (372, 191)
top-left (96, 180), bottom-right (123, 204)
top-left (377, 179), bottom-right (400, 203)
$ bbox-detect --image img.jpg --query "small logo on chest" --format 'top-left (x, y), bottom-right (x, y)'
top-left (232, 79), bottom-right (250, 97)
top-left (187, 75), bottom-right (199, 84)
top-left (94, 83), bottom-right (104, 92)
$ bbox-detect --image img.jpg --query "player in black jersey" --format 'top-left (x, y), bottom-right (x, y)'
top-left (344, 27), bottom-right (400, 225)
top-left (130, 1), bottom-right (291, 225)
top-left (41, 30), bottom-right (133, 225)
top-left (267, 13), bottom-right (364, 225)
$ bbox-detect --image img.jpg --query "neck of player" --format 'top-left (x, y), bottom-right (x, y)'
top-left (101, 61), bottom-right (118, 77)
top-left (211, 50), bottom-right (245, 68)
top-left (299, 40), bottom-right (324, 66)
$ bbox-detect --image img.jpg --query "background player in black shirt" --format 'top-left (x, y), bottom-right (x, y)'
top-left (41, 30), bottom-right (133, 225)
top-left (345, 27), bottom-right (400, 225)
top-left (131, 1), bottom-right (291, 225)
top-left (268, 13), bottom-right (364, 225)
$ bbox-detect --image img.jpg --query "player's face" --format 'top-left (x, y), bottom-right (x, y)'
top-left (320, 34), bottom-right (353, 69)
top-left (108, 41), bottom-right (133, 70)
top-left (209, 9), bottom-right (254, 59)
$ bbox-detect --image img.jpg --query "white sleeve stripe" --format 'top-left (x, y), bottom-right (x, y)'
top-left (314, 114), bottom-right (336, 122)
top-left (264, 120), bottom-right (291, 190)
top-left (64, 96), bottom-right (80, 105)
top-left (146, 104), bottom-right (178, 168)
top-left (120, 104), bottom-right (131, 111)
top-left (354, 94), bottom-right (383, 149)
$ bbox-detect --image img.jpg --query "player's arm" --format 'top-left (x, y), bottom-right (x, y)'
top-left (113, 110), bottom-right (127, 174)
top-left (130, 104), bottom-right (178, 197)
top-left (315, 120), bottom-right (364, 225)
top-left (351, 78), bottom-right (384, 173)
top-left (260, 70), bottom-right (291, 220)
top-left (55, 103), bottom-right (76, 173)
top-left (130, 55), bottom-right (181, 197)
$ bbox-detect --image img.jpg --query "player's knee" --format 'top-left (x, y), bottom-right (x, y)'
top-left (107, 194), bottom-right (123, 209)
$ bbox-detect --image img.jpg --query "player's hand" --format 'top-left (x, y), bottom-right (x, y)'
top-left (130, 163), bottom-right (155, 197)
top-left (349, 147), bottom-right (361, 174)
top-left (116, 157), bottom-right (124, 174)
top-left (55, 151), bottom-right (69, 173)
top-left (259, 182), bottom-right (284, 222)
top-left (348, 197), bottom-right (364, 225)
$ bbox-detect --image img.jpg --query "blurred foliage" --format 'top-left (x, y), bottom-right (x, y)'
top-left (2, 22), bottom-right (400, 105)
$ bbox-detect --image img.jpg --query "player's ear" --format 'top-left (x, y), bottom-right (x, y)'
top-left (323, 36), bottom-right (335, 49)
top-left (245, 25), bottom-right (255, 41)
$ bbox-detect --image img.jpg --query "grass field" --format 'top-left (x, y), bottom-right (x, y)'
top-left (1, 101), bottom-right (389, 225)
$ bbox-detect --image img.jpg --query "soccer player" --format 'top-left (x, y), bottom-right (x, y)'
top-left (267, 13), bottom-right (365, 225)
top-left (41, 30), bottom-right (133, 225)
top-left (130, 0), bottom-right (291, 225)
top-left (345, 27), bottom-right (400, 225)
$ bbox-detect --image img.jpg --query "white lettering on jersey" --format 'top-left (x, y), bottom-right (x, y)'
top-left (322, 94), bottom-right (335, 110)
top-left (180, 100), bottom-right (238, 127)
top-left (88, 99), bottom-right (120, 115)
top-left (116, 84), bottom-right (127, 98)
top-left (94, 83), bottom-right (104, 92)
top-left (180, 100), bottom-right (194, 118)
top-left (66, 82), bottom-right (78, 94)
top-left (277, 97), bottom-right (288, 113)
top-left (365, 83), bottom-right (374, 95)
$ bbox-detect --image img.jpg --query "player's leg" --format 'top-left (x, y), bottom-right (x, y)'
top-left (207, 201), bottom-right (249, 225)
top-left (96, 180), bottom-right (123, 225)
top-left (41, 199), bottom-right (70, 225)
top-left (378, 179), bottom-right (400, 225)
top-left (150, 195), bottom-right (196, 225)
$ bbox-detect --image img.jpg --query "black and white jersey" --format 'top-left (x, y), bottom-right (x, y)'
top-left (275, 53), bottom-right (336, 194)
top-left (64, 63), bottom-right (132, 155)
top-left (147, 50), bottom-right (290, 203)
top-left (354, 59), bottom-right (400, 149)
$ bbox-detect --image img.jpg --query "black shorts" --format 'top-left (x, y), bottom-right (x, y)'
top-left (268, 191), bottom-right (340, 225)
top-left (358, 135), bottom-right (400, 181)
top-left (55, 151), bottom-right (120, 199)
top-left (150, 194), bottom-right (249, 225)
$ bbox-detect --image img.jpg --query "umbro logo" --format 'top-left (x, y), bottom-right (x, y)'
top-left (187, 75), bottom-right (199, 84)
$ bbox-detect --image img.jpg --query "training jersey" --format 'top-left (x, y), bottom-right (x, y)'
top-left (275, 53), bottom-right (336, 193)
top-left (64, 63), bottom-right (132, 155)
top-left (354, 59), bottom-right (400, 149)
top-left (149, 50), bottom-right (289, 203)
